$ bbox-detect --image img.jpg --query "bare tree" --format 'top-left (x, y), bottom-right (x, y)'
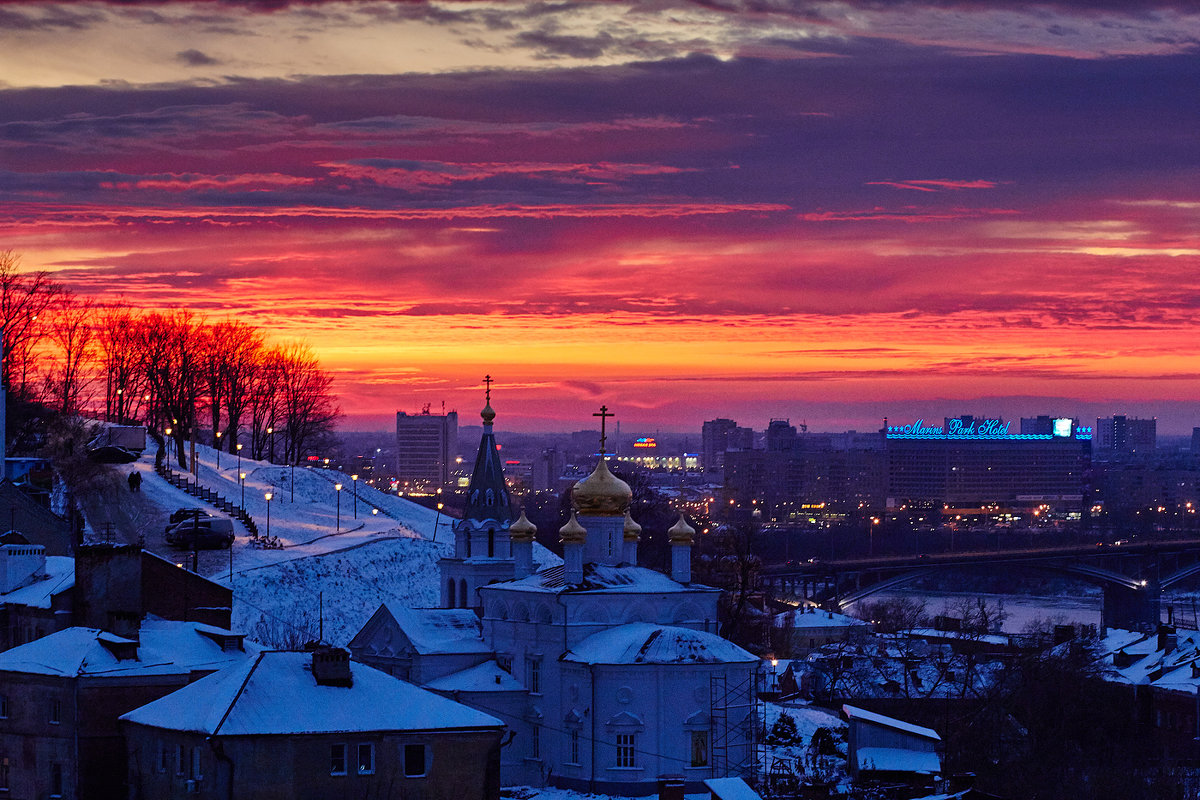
top-left (274, 341), bottom-right (339, 464)
top-left (95, 303), bottom-right (147, 424)
top-left (45, 293), bottom-right (96, 415)
top-left (0, 250), bottom-right (64, 399)
top-left (135, 310), bottom-right (203, 469)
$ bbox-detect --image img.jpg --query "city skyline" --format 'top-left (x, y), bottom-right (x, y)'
top-left (4, 1), bottom-right (1200, 432)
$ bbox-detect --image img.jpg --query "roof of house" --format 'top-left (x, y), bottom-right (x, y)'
top-left (0, 556), bottom-right (74, 608)
top-left (0, 620), bottom-right (257, 679)
top-left (774, 607), bottom-right (870, 630)
top-left (423, 660), bottom-right (526, 693)
top-left (1099, 627), bottom-right (1200, 693)
top-left (843, 704), bottom-right (941, 741)
top-left (121, 651), bottom-right (504, 735)
top-left (382, 604), bottom-right (491, 655)
top-left (488, 562), bottom-right (717, 595)
top-left (704, 777), bottom-right (765, 800)
top-left (564, 622), bottom-right (757, 666)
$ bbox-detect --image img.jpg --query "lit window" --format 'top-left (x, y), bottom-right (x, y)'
top-left (616, 733), bottom-right (636, 768)
top-left (357, 743), bottom-right (375, 775)
top-left (404, 744), bottom-right (426, 777)
top-left (330, 744), bottom-right (347, 776)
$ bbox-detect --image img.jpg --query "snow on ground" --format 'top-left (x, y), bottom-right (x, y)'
top-left (502, 789), bottom-right (711, 800)
top-left (132, 442), bottom-right (557, 647)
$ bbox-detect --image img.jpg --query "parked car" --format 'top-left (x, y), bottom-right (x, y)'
top-left (165, 517), bottom-right (235, 549)
top-left (168, 508), bottom-right (213, 526)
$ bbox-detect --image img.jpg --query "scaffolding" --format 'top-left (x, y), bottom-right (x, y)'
top-left (710, 667), bottom-right (763, 788)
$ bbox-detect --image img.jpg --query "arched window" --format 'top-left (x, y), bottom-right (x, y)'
top-left (486, 489), bottom-right (495, 506)
top-left (447, 579), bottom-right (456, 608)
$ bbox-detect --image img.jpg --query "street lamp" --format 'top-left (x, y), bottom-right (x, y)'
top-left (215, 430), bottom-right (222, 469)
top-left (165, 427), bottom-right (172, 461)
top-left (352, 474), bottom-right (359, 519)
top-left (335, 484), bottom-right (342, 531)
top-left (264, 492), bottom-right (273, 540)
top-left (237, 442), bottom-right (243, 473)
top-left (240, 472), bottom-right (246, 508)
top-left (434, 502), bottom-right (444, 540)
top-left (267, 427), bottom-right (274, 463)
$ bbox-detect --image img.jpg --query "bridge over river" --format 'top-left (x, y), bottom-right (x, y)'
top-left (760, 538), bottom-right (1200, 631)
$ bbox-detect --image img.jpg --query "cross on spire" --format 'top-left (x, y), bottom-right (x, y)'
top-left (483, 374), bottom-right (493, 405)
top-left (593, 405), bottom-right (614, 456)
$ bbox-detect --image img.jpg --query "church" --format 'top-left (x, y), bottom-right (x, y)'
top-left (350, 386), bottom-right (758, 795)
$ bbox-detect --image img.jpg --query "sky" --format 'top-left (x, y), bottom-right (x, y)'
top-left (3, 0), bottom-right (1200, 434)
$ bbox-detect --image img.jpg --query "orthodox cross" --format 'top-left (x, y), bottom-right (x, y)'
top-left (483, 374), bottom-right (493, 405)
top-left (593, 405), bottom-right (614, 456)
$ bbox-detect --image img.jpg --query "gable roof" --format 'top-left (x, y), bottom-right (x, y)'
top-left (0, 620), bottom-right (257, 679)
top-left (0, 556), bottom-right (73, 609)
top-left (490, 562), bottom-right (718, 595)
top-left (564, 623), bottom-right (757, 666)
top-left (423, 661), bottom-right (526, 693)
top-left (120, 651), bottom-right (504, 736)
top-left (385, 605), bottom-right (491, 655)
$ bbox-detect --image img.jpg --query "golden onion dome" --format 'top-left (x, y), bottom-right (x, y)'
top-left (558, 511), bottom-right (587, 544)
top-left (510, 510), bottom-right (537, 543)
top-left (481, 403), bottom-right (496, 425)
top-left (668, 514), bottom-right (696, 545)
top-left (572, 458), bottom-right (632, 517)
top-left (623, 512), bottom-right (642, 542)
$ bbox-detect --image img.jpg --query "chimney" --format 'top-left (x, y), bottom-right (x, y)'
top-left (1158, 624), bottom-right (1177, 655)
top-left (559, 512), bottom-right (586, 585)
top-left (312, 647), bottom-right (353, 687)
top-left (510, 511), bottom-right (536, 580)
top-left (668, 515), bottom-right (695, 584)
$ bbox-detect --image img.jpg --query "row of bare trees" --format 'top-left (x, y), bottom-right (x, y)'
top-left (2, 250), bottom-right (340, 469)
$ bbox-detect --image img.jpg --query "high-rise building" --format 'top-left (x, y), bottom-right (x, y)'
top-left (1095, 415), bottom-right (1156, 455)
top-left (396, 409), bottom-right (458, 489)
top-left (1192, 427), bottom-right (1200, 455)
top-left (701, 418), bottom-right (738, 473)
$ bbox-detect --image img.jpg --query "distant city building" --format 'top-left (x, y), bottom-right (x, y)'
top-left (396, 409), bottom-right (458, 489)
top-left (1095, 415), bottom-right (1156, 455)
top-left (766, 419), bottom-right (799, 452)
top-left (532, 446), bottom-right (565, 492)
top-left (701, 418), bottom-right (753, 474)
top-left (884, 415), bottom-right (1091, 515)
top-left (1193, 427), bottom-right (1200, 454)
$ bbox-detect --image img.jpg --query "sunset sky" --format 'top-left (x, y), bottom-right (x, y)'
top-left (3, 0), bottom-right (1200, 433)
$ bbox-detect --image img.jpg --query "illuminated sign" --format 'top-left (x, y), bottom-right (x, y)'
top-left (633, 438), bottom-right (657, 448)
top-left (887, 417), bottom-right (1092, 441)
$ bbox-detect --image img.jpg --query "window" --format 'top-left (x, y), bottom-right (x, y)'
top-left (530, 725), bottom-right (540, 759)
top-left (357, 743), bottom-right (374, 775)
top-left (569, 729), bottom-right (580, 764)
top-left (330, 744), bottom-right (347, 776)
top-left (49, 698), bottom-right (61, 724)
top-left (50, 763), bottom-right (63, 798)
top-left (175, 744), bottom-right (185, 777)
top-left (0, 694), bottom-right (7, 719)
top-left (527, 658), bottom-right (540, 695)
top-left (690, 731), bottom-right (709, 767)
top-left (158, 742), bottom-right (169, 774)
top-left (497, 654), bottom-right (512, 673)
top-left (0, 759), bottom-right (9, 791)
top-left (404, 744), bottom-right (426, 777)
top-left (488, 529), bottom-right (495, 557)
top-left (190, 747), bottom-right (202, 780)
top-left (616, 733), bottom-right (636, 768)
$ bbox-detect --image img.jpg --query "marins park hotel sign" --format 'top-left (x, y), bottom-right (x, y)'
top-left (886, 417), bottom-right (1093, 441)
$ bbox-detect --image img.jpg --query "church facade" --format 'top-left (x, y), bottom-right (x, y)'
top-left (350, 393), bottom-right (758, 795)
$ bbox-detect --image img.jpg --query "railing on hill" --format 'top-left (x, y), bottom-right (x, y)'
top-left (155, 460), bottom-right (260, 536)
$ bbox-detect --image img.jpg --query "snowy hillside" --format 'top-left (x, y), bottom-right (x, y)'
top-left (125, 442), bottom-right (558, 646)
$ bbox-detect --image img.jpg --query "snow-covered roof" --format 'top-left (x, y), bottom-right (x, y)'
top-left (856, 746), bottom-right (941, 775)
top-left (704, 776), bottom-right (765, 800)
top-left (492, 562), bottom-right (717, 595)
top-left (0, 620), bottom-right (257, 678)
top-left (383, 604), bottom-right (490, 655)
top-left (1099, 627), bottom-right (1200, 691)
top-left (774, 608), bottom-right (869, 630)
top-left (0, 556), bottom-right (73, 608)
top-left (121, 651), bottom-right (504, 735)
top-left (564, 623), bottom-right (757, 666)
top-left (424, 661), bottom-right (526, 693)
top-left (843, 704), bottom-right (940, 741)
